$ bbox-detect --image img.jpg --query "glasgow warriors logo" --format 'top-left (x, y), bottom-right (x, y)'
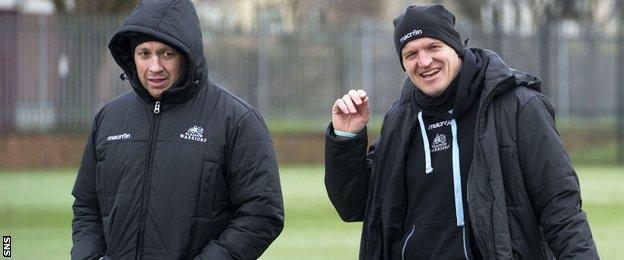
top-left (180, 125), bottom-right (207, 143)
top-left (431, 133), bottom-right (450, 152)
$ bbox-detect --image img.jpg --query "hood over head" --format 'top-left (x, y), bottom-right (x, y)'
top-left (109, 0), bottom-right (207, 104)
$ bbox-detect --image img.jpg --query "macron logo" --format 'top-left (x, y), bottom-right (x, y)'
top-left (107, 133), bottom-right (131, 141)
top-left (180, 125), bottom-right (207, 143)
top-left (428, 120), bottom-right (451, 130)
top-left (400, 29), bottom-right (423, 43)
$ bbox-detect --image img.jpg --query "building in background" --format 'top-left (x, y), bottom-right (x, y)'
top-left (0, 0), bottom-right (58, 132)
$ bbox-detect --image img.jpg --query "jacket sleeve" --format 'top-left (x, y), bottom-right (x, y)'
top-left (195, 110), bottom-right (284, 260)
top-left (71, 114), bottom-right (107, 260)
top-left (324, 123), bottom-right (373, 222)
top-left (516, 94), bottom-right (599, 259)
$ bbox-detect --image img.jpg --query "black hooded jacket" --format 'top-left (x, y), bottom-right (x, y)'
top-left (71, 1), bottom-right (284, 259)
top-left (325, 49), bottom-right (599, 259)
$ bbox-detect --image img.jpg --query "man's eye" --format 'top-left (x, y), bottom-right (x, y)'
top-left (161, 52), bottom-right (176, 59)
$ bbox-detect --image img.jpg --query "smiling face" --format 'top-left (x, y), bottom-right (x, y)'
top-left (401, 37), bottom-right (462, 97)
top-left (134, 41), bottom-right (185, 100)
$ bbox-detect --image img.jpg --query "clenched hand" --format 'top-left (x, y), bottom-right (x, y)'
top-left (332, 89), bottom-right (370, 134)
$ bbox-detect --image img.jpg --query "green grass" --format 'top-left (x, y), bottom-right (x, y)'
top-left (569, 143), bottom-right (621, 165)
top-left (0, 169), bottom-right (75, 259)
top-left (0, 165), bottom-right (622, 259)
top-left (575, 166), bottom-right (624, 259)
top-left (0, 166), bottom-right (361, 259)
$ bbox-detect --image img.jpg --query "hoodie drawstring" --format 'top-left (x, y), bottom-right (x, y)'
top-left (417, 110), bottom-right (465, 227)
top-left (450, 118), bottom-right (464, 227)
top-left (417, 111), bottom-right (433, 174)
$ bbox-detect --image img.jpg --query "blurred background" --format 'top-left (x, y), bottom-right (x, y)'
top-left (0, 0), bottom-right (623, 259)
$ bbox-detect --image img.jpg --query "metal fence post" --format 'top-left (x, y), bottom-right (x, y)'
top-left (36, 15), bottom-right (54, 130)
top-left (256, 6), bottom-right (269, 113)
top-left (617, 0), bottom-right (624, 164)
top-left (539, 8), bottom-right (553, 98)
top-left (361, 20), bottom-right (373, 99)
top-left (556, 24), bottom-right (570, 120)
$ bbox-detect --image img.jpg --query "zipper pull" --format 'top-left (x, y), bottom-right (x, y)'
top-left (154, 101), bottom-right (161, 114)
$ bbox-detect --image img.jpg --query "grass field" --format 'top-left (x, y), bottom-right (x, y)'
top-left (0, 165), bottom-right (622, 259)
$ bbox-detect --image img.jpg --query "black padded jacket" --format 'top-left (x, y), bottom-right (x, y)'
top-left (325, 49), bottom-right (599, 260)
top-left (71, 1), bottom-right (284, 259)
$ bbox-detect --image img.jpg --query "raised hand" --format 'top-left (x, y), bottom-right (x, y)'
top-left (332, 89), bottom-right (370, 134)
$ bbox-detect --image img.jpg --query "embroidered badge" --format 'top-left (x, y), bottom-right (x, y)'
top-left (180, 125), bottom-right (207, 143)
top-left (431, 133), bottom-right (450, 152)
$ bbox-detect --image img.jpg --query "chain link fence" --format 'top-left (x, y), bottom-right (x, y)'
top-left (0, 13), bottom-right (621, 151)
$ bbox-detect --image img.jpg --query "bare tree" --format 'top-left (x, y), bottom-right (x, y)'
top-left (454, 0), bottom-right (489, 26)
top-left (527, 0), bottom-right (597, 25)
top-left (284, 0), bottom-right (384, 28)
top-left (524, 0), bottom-right (597, 96)
top-left (52, 0), bottom-right (138, 14)
top-left (332, 0), bottom-right (384, 19)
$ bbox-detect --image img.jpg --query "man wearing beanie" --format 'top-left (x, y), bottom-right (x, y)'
top-left (71, 0), bottom-right (284, 259)
top-left (325, 4), bottom-right (598, 260)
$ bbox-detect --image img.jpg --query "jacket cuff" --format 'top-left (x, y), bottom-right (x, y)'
top-left (334, 129), bottom-right (357, 138)
top-left (326, 122), bottom-right (367, 145)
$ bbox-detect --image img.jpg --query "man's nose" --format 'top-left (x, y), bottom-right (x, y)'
top-left (417, 53), bottom-right (433, 68)
top-left (148, 57), bottom-right (164, 72)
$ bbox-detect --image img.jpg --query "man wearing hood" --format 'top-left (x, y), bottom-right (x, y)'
top-left (325, 5), bottom-right (598, 260)
top-left (71, 1), bottom-right (284, 259)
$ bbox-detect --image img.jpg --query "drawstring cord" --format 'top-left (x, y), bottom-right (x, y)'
top-left (450, 118), bottom-right (464, 227)
top-left (417, 111), bottom-right (433, 174)
top-left (417, 110), bottom-right (465, 227)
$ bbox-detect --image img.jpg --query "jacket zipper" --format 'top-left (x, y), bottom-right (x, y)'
top-left (136, 101), bottom-right (161, 259)
top-left (401, 225), bottom-right (416, 260)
